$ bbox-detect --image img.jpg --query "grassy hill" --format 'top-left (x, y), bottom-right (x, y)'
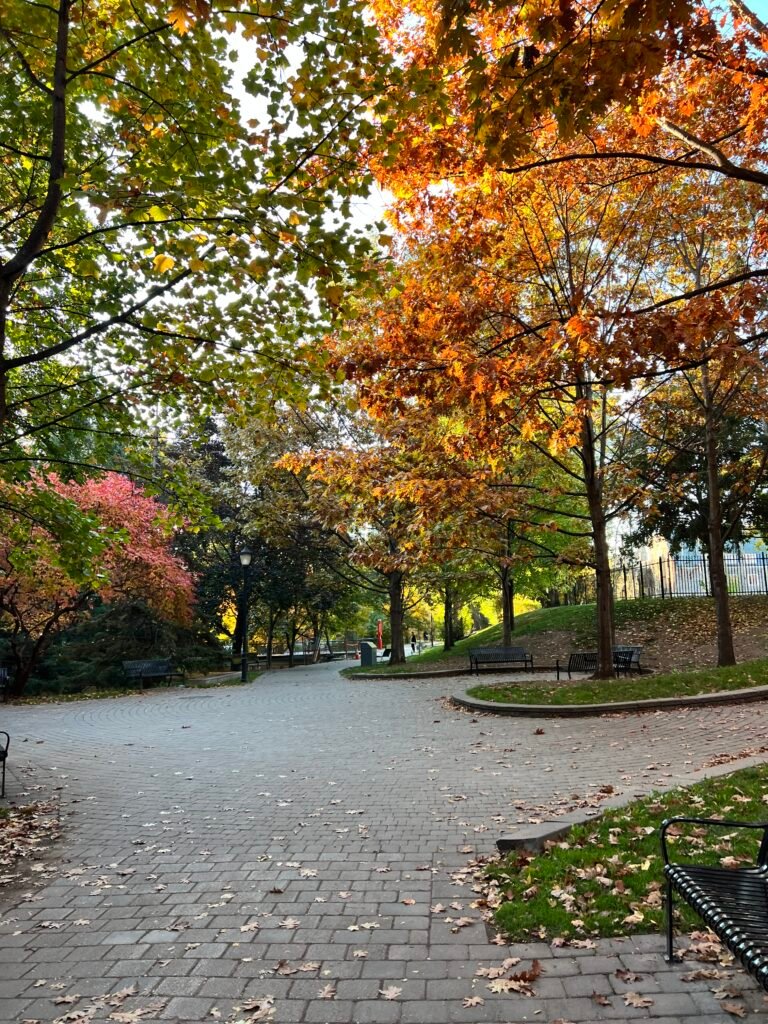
top-left (364, 596), bottom-right (768, 675)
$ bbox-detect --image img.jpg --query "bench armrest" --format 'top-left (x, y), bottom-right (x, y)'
top-left (660, 815), bottom-right (768, 866)
top-left (0, 731), bottom-right (8, 752)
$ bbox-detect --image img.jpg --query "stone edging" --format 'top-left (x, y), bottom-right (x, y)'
top-left (346, 664), bottom-right (566, 681)
top-left (452, 683), bottom-right (768, 717)
top-left (494, 749), bottom-right (768, 853)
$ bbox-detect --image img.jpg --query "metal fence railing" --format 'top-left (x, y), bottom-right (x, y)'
top-left (567, 553), bottom-right (768, 604)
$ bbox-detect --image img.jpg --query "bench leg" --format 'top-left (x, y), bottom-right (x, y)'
top-left (1, 757), bottom-right (5, 799)
top-left (664, 876), bottom-right (677, 962)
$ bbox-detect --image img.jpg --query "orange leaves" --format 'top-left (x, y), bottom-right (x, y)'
top-left (168, 0), bottom-right (211, 34)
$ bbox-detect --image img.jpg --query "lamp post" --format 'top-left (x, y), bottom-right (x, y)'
top-left (239, 546), bottom-right (253, 683)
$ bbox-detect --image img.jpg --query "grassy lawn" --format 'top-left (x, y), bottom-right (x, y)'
top-left (466, 658), bottom-right (768, 705)
top-left (348, 596), bottom-right (768, 676)
top-left (488, 763), bottom-right (768, 942)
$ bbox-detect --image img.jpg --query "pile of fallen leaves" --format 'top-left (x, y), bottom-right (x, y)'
top-left (0, 800), bottom-right (61, 885)
top-left (23, 983), bottom-right (164, 1024)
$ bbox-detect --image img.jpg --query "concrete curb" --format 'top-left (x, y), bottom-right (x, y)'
top-left (346, 664), bottom-right (568, 681)
top-left (494, 749), bottom-right (768, 854)
top-left (452, 683), bottom-right (768, 717)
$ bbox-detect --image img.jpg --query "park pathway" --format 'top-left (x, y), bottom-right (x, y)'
top-left (1, 661), bottom-right (767, 1023)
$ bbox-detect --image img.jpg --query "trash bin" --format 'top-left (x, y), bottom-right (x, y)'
top-left (359, 641), bottom-right (377, 667)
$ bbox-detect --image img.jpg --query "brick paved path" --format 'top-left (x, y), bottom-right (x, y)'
top-left (1, 661), bottom-right (767, 1023)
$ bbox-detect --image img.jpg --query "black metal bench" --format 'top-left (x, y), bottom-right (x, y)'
top-left (614, 645), bottom-right (643, 673)
top-left (122, 658), bottom-right (184, 687)
top-left (556, 650), bottom-right (634, 679)
top-left (661, 815), bottom-right (768, 991)
top-left (468, 646), bottom-right (533, 674)
top-left (0, 731), bottom-right (8, 798)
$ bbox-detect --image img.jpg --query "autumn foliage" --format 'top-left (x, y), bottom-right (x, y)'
top-left (0, 473), bottom-right (194, 693)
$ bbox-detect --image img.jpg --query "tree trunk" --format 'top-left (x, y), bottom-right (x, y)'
top-left (387, 570), bottom-right (406, 664)
top-left (443, 584), bottom-right (454, 651)
top-left (285, 624), bottom-right (296, 667)
top-left (500, 564), bottom-right (514, 645)
top-left (702, 364), bottom-right (736, 666)
top-left (266, 612), bottom-right (275, 670)
top-left (580, 401), bottom-right (615, 678)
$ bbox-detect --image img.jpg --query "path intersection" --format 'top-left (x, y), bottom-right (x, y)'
top-left (1, 660), bottom-right (767, 1024)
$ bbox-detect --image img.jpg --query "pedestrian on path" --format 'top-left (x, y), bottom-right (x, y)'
top-left (410, 632), bottom-right (417, 654)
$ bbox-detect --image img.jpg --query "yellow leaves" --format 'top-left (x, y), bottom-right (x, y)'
top-left (168, 0), bottom-right (210, 34)
top-left (153, 254), bottom-right (176, 274)
top-left (168, 5), bottom-right (193, 33)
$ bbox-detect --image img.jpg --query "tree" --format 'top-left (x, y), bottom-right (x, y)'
top-left (624, 359), bottom-right (768, 663)
top-left (0, 472), bottom-right (193, 694)
top-left (374, 0), bottom-right (768, 189)
top-left (0, 0), bottom-right (389, 546)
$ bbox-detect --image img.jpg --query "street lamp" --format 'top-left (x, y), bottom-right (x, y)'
top-left (239, 546), bottom-right (253, 683)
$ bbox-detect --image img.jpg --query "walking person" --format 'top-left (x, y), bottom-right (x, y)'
top-left (410, 632), bottom-right (417, 655)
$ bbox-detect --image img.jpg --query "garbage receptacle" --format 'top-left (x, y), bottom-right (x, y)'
top-left (359, 641), bottom-right (377, 667)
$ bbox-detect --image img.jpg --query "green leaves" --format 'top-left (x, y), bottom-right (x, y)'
top-left (0, 0), bottom-right (393, 524)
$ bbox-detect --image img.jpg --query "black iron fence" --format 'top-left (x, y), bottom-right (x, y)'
top-left (569, 553), bottom-right (768, 604)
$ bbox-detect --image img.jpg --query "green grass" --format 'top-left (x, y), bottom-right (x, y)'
top-left (467, 658), bottom-right (768, 705)
top-left (488, 763), bottom-right (768, 942)
top-left (349, 597), bottom-right (731, 676)
top-left (17, 673), bottom-right (258, 705)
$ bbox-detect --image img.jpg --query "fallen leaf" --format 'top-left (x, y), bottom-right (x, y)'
top-left (379, 986), bottom-right (402, 1000)
top-left (463, 996), bottom-right (484, 1007)
top-left (318, 984), bottom-right (336, 999)
top-left (615, 969), bottom-right (643, 983)
top-left (720, 1002), bottom-right (747, 1018)
top-left (624, 992), bottom-right (654, 1008)
top-left (238, 995), bottom-right (275, 1021)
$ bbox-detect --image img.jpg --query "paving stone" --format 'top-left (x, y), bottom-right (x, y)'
top-left (1, 660), bottom-right (766, 1024)
top-left (349, 999), bottom-right (402, 1022)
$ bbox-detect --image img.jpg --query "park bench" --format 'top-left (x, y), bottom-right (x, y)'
top-left (468, 646), bottom-right (534, 674)
top-left (661, 815), bottom-right (768, 991)
top-left (0, 731), bottom-right (8, 798)
top-left (122, 658), bottom-right (184, 687)
top-left (614, 644), bottom-right (643, 673)
top-left (556, 650), bottom-right (634, 679)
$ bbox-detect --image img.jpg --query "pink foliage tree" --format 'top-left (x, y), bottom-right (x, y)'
top-left (0, 473), bottom-right (194, 695)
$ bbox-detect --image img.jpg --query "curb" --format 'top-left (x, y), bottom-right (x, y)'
top-left (345, 664), bottom-right (567, 681)
top-left (452, 683), bottom-right (768, 717)
top-left (493, 749), bottom-right (768, 859)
